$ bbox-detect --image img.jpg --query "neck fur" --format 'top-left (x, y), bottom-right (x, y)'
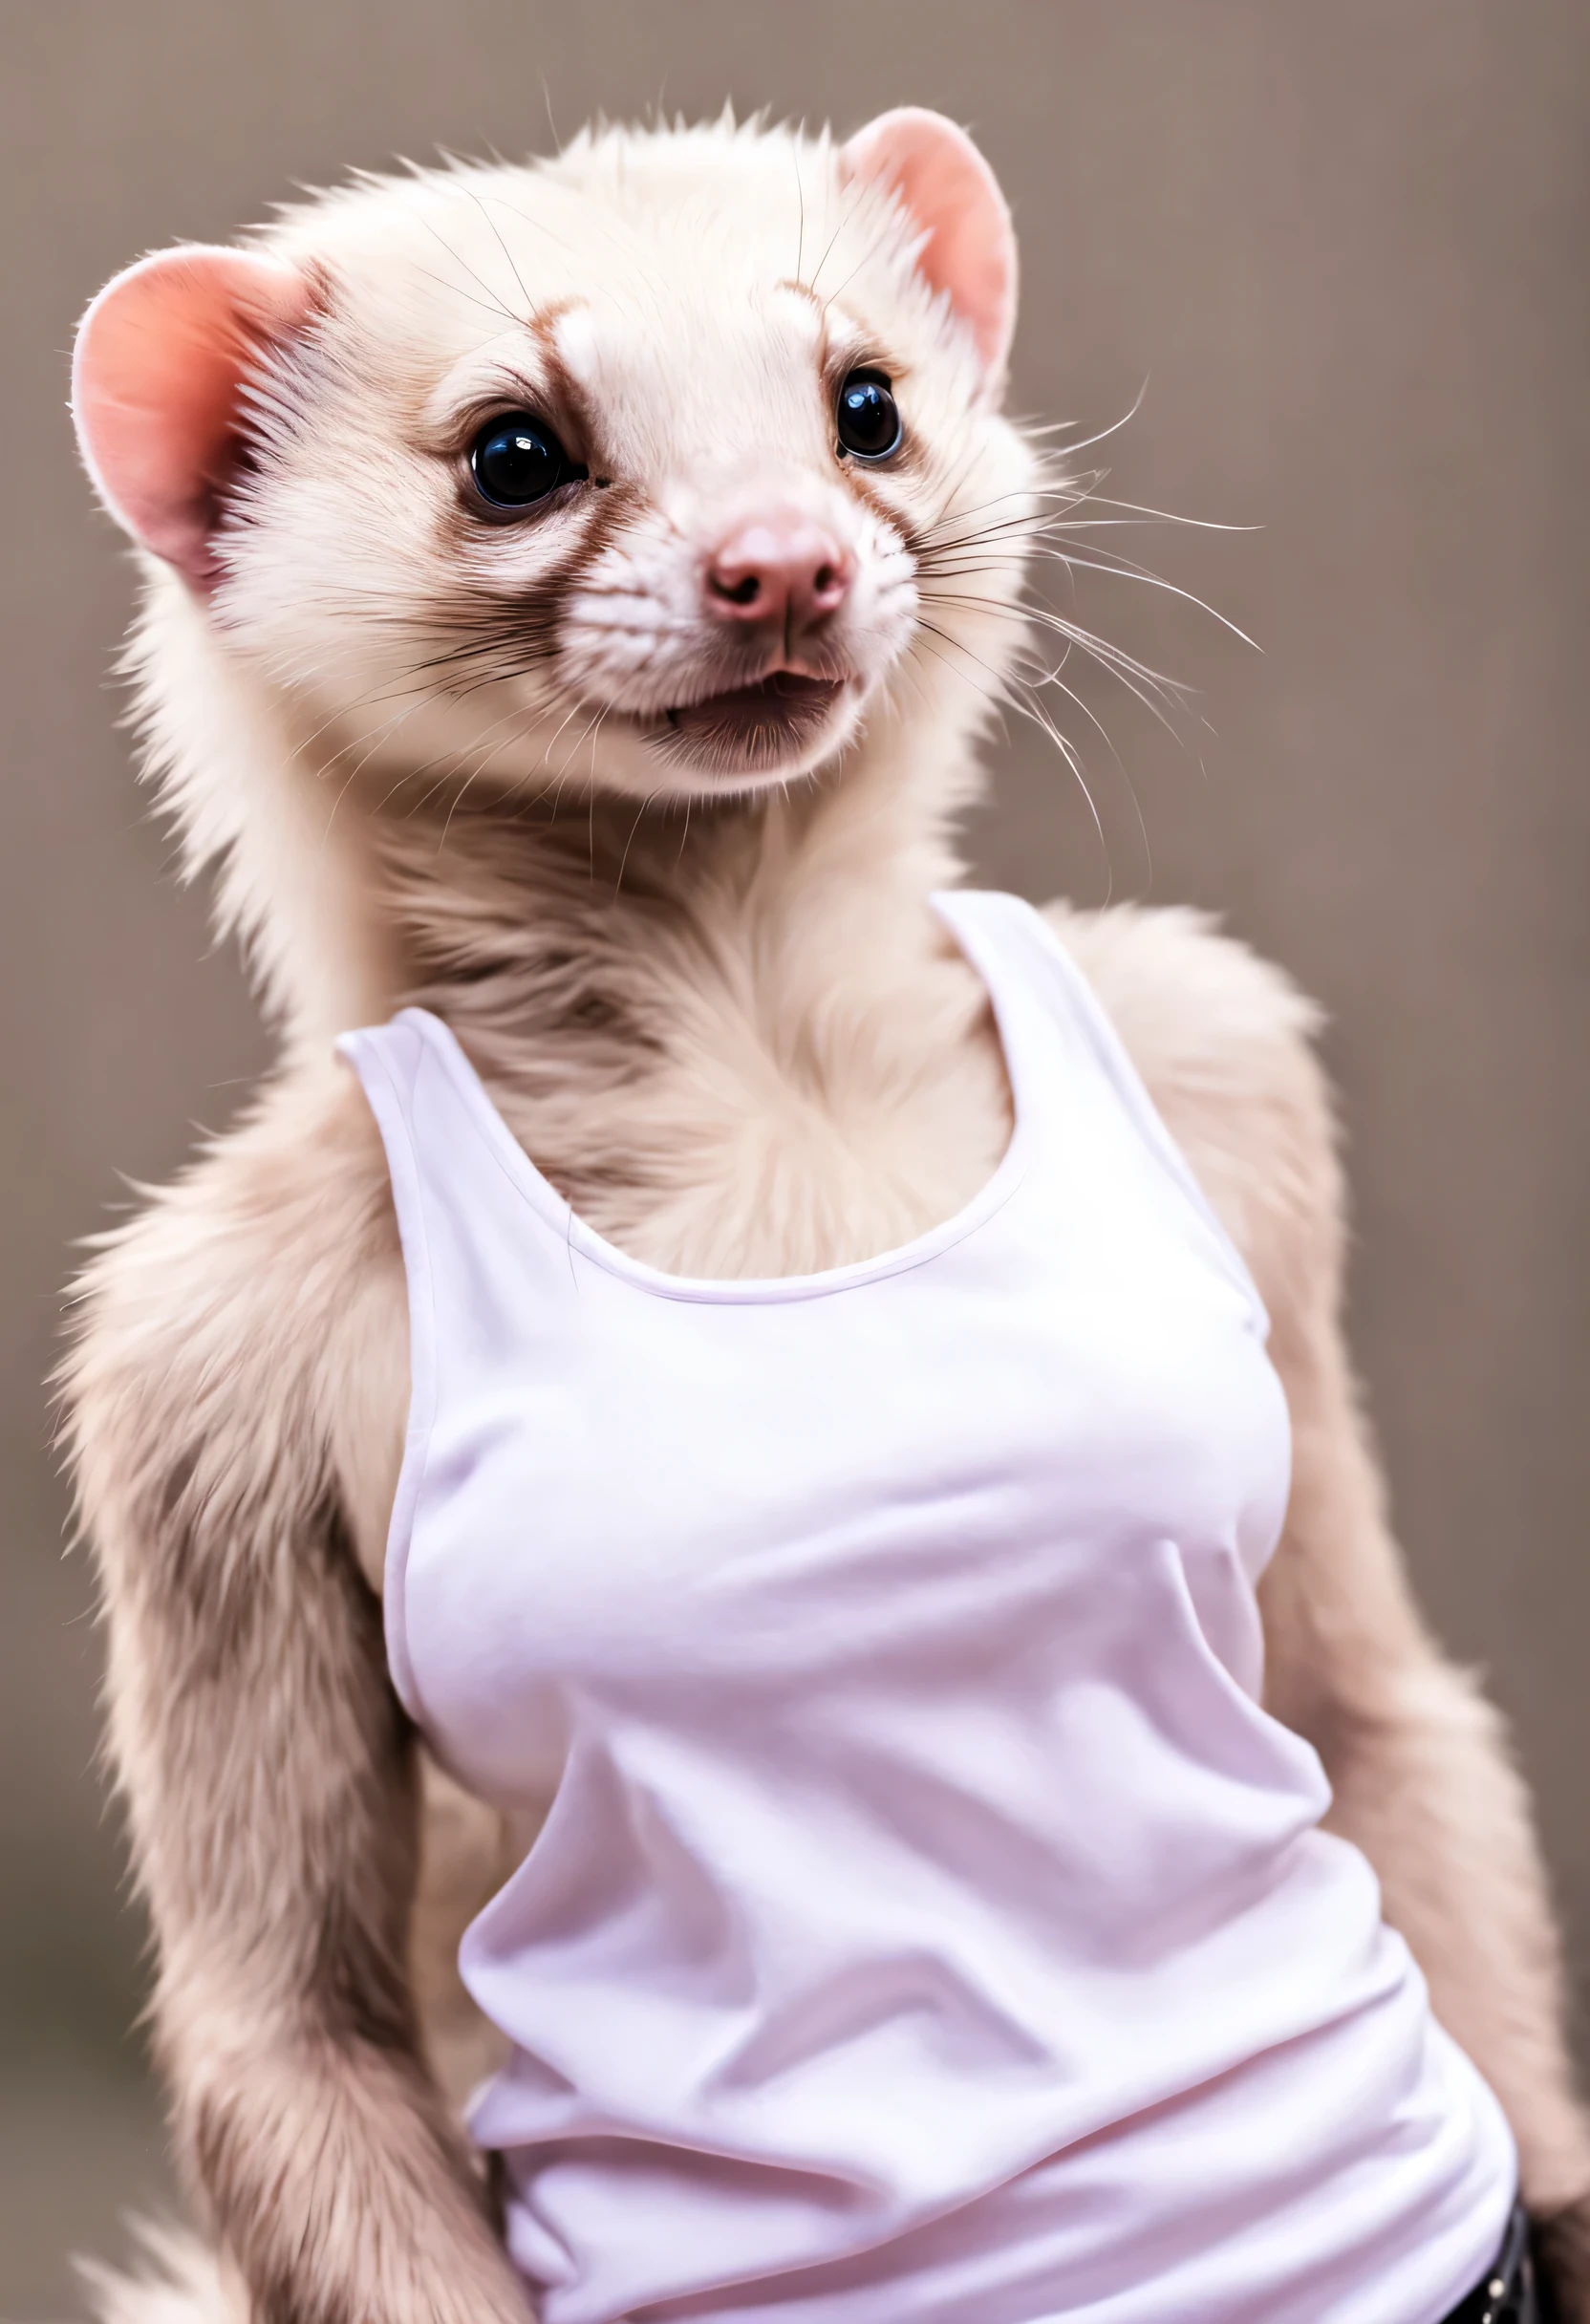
top-left (130, 569), bottom-right (1014, 1276)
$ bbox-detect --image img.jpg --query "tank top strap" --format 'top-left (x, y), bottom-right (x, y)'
top-left (932, 889), bottom-right (1271, 1331)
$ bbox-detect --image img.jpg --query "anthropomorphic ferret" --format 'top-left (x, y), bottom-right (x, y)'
top-left (64, 109), bottom-right (1590, 2324)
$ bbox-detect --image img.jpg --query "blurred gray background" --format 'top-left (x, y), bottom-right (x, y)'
top-left (2, 0), bottom-right (1587, 2309)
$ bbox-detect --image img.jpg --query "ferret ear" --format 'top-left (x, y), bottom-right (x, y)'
top-left (839, 108), bottom-right (1018, 389)
top-left (72, 246), bottom-right (316, 590)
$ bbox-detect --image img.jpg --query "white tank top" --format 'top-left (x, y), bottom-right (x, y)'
top-left (341, 890), bottom-right (1514, 2324)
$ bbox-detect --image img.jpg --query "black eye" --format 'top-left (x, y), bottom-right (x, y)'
top-left (835, 371), bottom-right (902, 462)
top-left (469, 412), bottom-right (587, 509)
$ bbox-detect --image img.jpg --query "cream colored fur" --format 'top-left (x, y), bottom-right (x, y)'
top-left (61, 113), bottom-right (1590, 2324)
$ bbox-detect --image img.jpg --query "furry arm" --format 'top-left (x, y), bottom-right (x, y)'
top-left (1057, 901), bottom-right (1590, 2301)
top-left (63, 1068), bottom-right (530, 2324)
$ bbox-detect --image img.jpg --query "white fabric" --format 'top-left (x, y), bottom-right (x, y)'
top-left (340, 890), bottom-right (1515, 2324)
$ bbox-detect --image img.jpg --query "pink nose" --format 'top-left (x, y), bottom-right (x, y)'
top-left (705, 509), bottom-right (851, 630)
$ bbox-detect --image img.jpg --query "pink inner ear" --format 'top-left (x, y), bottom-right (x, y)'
top-left (73, 247), bottom-right (314, 589)
top-left (840, 109), bottom-right (1018, 386)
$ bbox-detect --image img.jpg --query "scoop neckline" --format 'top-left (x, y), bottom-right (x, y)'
top-left (398, 890), bottom-right (1034, 1306)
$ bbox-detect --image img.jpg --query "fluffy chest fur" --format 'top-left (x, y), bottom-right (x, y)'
top-left (394, 788), bottom-right (1013, 1280)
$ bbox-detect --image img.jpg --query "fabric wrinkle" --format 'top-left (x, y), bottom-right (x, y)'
top-left (342, 890), bottom-right (1515, 2324)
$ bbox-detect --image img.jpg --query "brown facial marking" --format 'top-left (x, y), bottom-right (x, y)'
top-left (407, 298), bottom-right (633, 703)
top-left (416, 471), bottom-right (647, 717)
top-left (818, 336), bottom-right (928, 515)
top-left (527, 300), bottom-right (604, 471)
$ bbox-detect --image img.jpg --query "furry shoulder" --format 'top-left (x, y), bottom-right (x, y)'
top-left (1042, 900), bottom-right (1344, 1328)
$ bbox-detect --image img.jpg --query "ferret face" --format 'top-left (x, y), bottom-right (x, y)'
top-left (76, 116), bottom-right (1036, 805)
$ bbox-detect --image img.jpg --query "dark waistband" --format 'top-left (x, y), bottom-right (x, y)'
top-left (1443, 2206), bottom-right (1543, 2324)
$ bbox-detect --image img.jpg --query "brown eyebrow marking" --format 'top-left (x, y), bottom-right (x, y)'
top-left (529, 294), bottom-right (592, 335)
top-left (528, 302), bottom-right (603, 469)
top-left (415, 295), bottom-right (602, 470)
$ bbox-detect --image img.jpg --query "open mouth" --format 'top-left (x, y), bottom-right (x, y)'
top-left (657, 671), bottom-right (846, 775)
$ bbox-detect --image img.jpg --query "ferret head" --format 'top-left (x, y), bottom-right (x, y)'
top-left (74, 112), bottom-right (1035, 811)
